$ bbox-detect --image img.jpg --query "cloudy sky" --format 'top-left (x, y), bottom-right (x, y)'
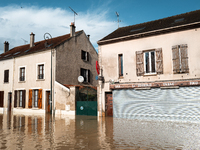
top-left (0, 0), bottom-right (200, 53)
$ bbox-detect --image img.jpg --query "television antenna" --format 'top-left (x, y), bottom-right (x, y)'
top-left (69, 7), bottom-right (78, 25)
top-left (21, 38), bottom-right (28, 44)
top-left (116, 12), bottom-right (121, 28)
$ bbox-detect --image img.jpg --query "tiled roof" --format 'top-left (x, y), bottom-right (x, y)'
top-left (0, 31), bottom-right (83, 60)
top-left (98, 9), bottom-right (200, 45)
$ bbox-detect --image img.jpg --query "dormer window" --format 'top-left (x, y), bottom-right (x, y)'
top-left (81, 50), bottom-right (89, 61)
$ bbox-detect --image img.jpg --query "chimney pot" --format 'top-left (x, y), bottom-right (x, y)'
top-left (70, 22), bottom-right (76, 37)
top-left (87, 35), bottom-right (90, 40)
top-left (30, 32), bottom-right (35, 48)
top-left (4, 41), bottom-right (9, 53)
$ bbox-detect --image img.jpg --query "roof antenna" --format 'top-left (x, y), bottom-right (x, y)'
top-left (21, 38), bottom-right (28, 44)
top-left (116, 12), bottom-right (121, 28)
top-left (69, 7), bottom-right (78, 25)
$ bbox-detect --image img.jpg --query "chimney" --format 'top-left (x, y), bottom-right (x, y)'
top-left (30, 32), bottom-right (35, 48)
top-left (87, 35), bottom-right (90, 40)
top-left (4, 41), bottom-right (9, 53)
top-left (70, 22), bottom-right (76, 37)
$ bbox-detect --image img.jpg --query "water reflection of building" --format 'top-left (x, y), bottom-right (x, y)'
top-left (98, 9), bottom-right (200, 121)
top-left (0, 23), bottom-right (98, 116)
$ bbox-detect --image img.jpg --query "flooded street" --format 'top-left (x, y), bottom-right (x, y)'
top-left (0, 114), bottom-right (200, 149)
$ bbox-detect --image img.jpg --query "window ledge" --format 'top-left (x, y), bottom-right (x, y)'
top-left (144, 73), bottom-right (157, 76)
top-left (3, 82), bottom-right (9, 84)
top-left (119, 76), bottom-right (124, 79)
top-left (32, 108), bottom-right (39, 110)
top-left (19, 81), bottom-right (26, 83)
top-left (16, 107), bottom-right (23, 109)
top-left (36, 79), bottom-right (45, 81)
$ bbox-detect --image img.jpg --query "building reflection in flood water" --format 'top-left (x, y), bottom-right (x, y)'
top-left (0, 114), bottom-right (200, 149)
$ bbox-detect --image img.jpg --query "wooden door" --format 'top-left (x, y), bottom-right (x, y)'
top-left (46, 91), bottom-right (50, 113)
top-left (105, 92), bottom-right (113, 117)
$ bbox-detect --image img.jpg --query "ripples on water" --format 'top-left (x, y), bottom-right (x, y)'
top-left (0, 113), bottom-right (200, 149)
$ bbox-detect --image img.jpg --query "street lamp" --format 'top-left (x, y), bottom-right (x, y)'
top-left (44, 33), bottom-right (53, 115)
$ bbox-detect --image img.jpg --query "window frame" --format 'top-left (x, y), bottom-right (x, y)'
top-left (4, 70), bottom-right (9, 83)
top-left (144, 50), bottom-right (156, 75)
top-left (33, 89), bottom-right (39, 108)
top-left (81, 50), bottom-right (89, 61)
top-left (118, 54), bottom-right (123, 78)
top-left (80, 68), bottom-right (90, 83)
top-left (19, 66), bottom-right (26, 82)
top-left (36, 63), bottom-right (45, 80)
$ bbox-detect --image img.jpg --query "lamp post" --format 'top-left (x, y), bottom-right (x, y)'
top-left (44, 33), bottom-right (53, 115)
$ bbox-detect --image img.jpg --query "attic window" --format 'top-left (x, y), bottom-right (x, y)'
top-left (25, 49), bottom-right (30, 53)
top-left (174, 18), bottom-right (184, 23)
top-left (4, 54), bottom-right (11, 57)
top-left (13, 52), bottom-right (20, 55)
top-left (130, 27), bottom-right (146, 32)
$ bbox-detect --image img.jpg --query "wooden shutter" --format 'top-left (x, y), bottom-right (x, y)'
top-left (38, 89), bottom-right (42, 109)
top-left (156, 48), bottom-right (163, 74)
top-left (22, 90), bottom-right (26, 108)
top-left (0, 91), bottom-right (4, 107)
top-left (180, 44), bottom-right (189, 73)
top-left (136, 51), bottom-right (144, 76)
top-left (172, 45), bottom-right (180, 74)
top-left (28, 89), bottom-right (32, 108)
top-left (14, 90), bottom-right (17, 108)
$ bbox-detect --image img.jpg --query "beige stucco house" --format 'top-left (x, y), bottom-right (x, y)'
top-left (97, 10), bottom-right (200, 121)
top-left (0, 23), bottom-right (98, 116)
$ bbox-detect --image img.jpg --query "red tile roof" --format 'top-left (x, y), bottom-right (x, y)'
top-left (98, 9), bottom-right (200, 45)
top-left (0, 31), bottom-right (83, 60)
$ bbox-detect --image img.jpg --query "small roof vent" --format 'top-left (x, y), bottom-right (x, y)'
top-left (174, 18), bottom-right (184, 23)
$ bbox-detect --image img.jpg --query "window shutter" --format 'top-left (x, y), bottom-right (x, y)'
top-left (38, 89), bottom-right (42, 109)
top-left (28, 89), bottom-right (32, 108)
top-left (180, 44), bottom-right (189, 73)
top-left (88, 70), bottom-right (90, 83)
top-left (136, 51), bottom-right (144, 76)
top-left (156, 48), bottom-right (163, 74)
top-left (22, 90), bottom-right (26, 108)
top-left (0, 91), bottom-right (4, 107)
top-left (172, 45), bottom-right (180, 74)
top-left (14, 90), bottom-right (17, 108)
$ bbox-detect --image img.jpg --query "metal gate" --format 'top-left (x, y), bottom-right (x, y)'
top-left (76, 86), bottom-right (97, 116)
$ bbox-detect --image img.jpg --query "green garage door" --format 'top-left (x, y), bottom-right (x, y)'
top-left (76, 86), bottom-right (97, 116)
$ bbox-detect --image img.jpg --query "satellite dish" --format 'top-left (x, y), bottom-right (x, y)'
top-left (78, 76), bottom-right (84, 83)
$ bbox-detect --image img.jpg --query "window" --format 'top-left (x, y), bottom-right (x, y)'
top-left (118, 54), bottom-right (123, 77)
top-left (80, 68), bottom-right (90, 83)
top-left (81, 50), bottom-right (89, 61)
top-left (136, 48), bottom-right (163, 76)
top-left (20, 67), bottom-right (25, 81)
top-left (28, 89), bottom-right (42, 109)
top-left (4, 70), bottom-right (9, 83)
top-left (172, 44), bottom-right (189, 73)
top-left (0, 91), bottom-right (4, 107)
top-left (14, 90), bottom-right (26, 108)
top-left (144, 51), bottom-right (156, 74)
top-left (34, 90), bottom-right (38, 107)
top-left (38, 64), bottom-right (44, 79)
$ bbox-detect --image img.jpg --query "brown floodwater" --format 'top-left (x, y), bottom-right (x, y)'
top-left (0, 113), bottom-right (200, 150)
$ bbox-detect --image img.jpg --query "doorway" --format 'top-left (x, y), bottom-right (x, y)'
top-left (46, 91), bottom-right (50, 113)
top-left (105, 92), bottom-right (113, 117)
top-left (8, 92), bottom-right (12, 112)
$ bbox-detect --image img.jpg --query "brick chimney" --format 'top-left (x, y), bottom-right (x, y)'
top-left (30, 32), bottom-right (35, 48)
top-left (87, 35), bottom-right (90, 40)
top-left (4, 41), bottom-right (9, 53)
top-left (70, 22), bottom-right (76, 37)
